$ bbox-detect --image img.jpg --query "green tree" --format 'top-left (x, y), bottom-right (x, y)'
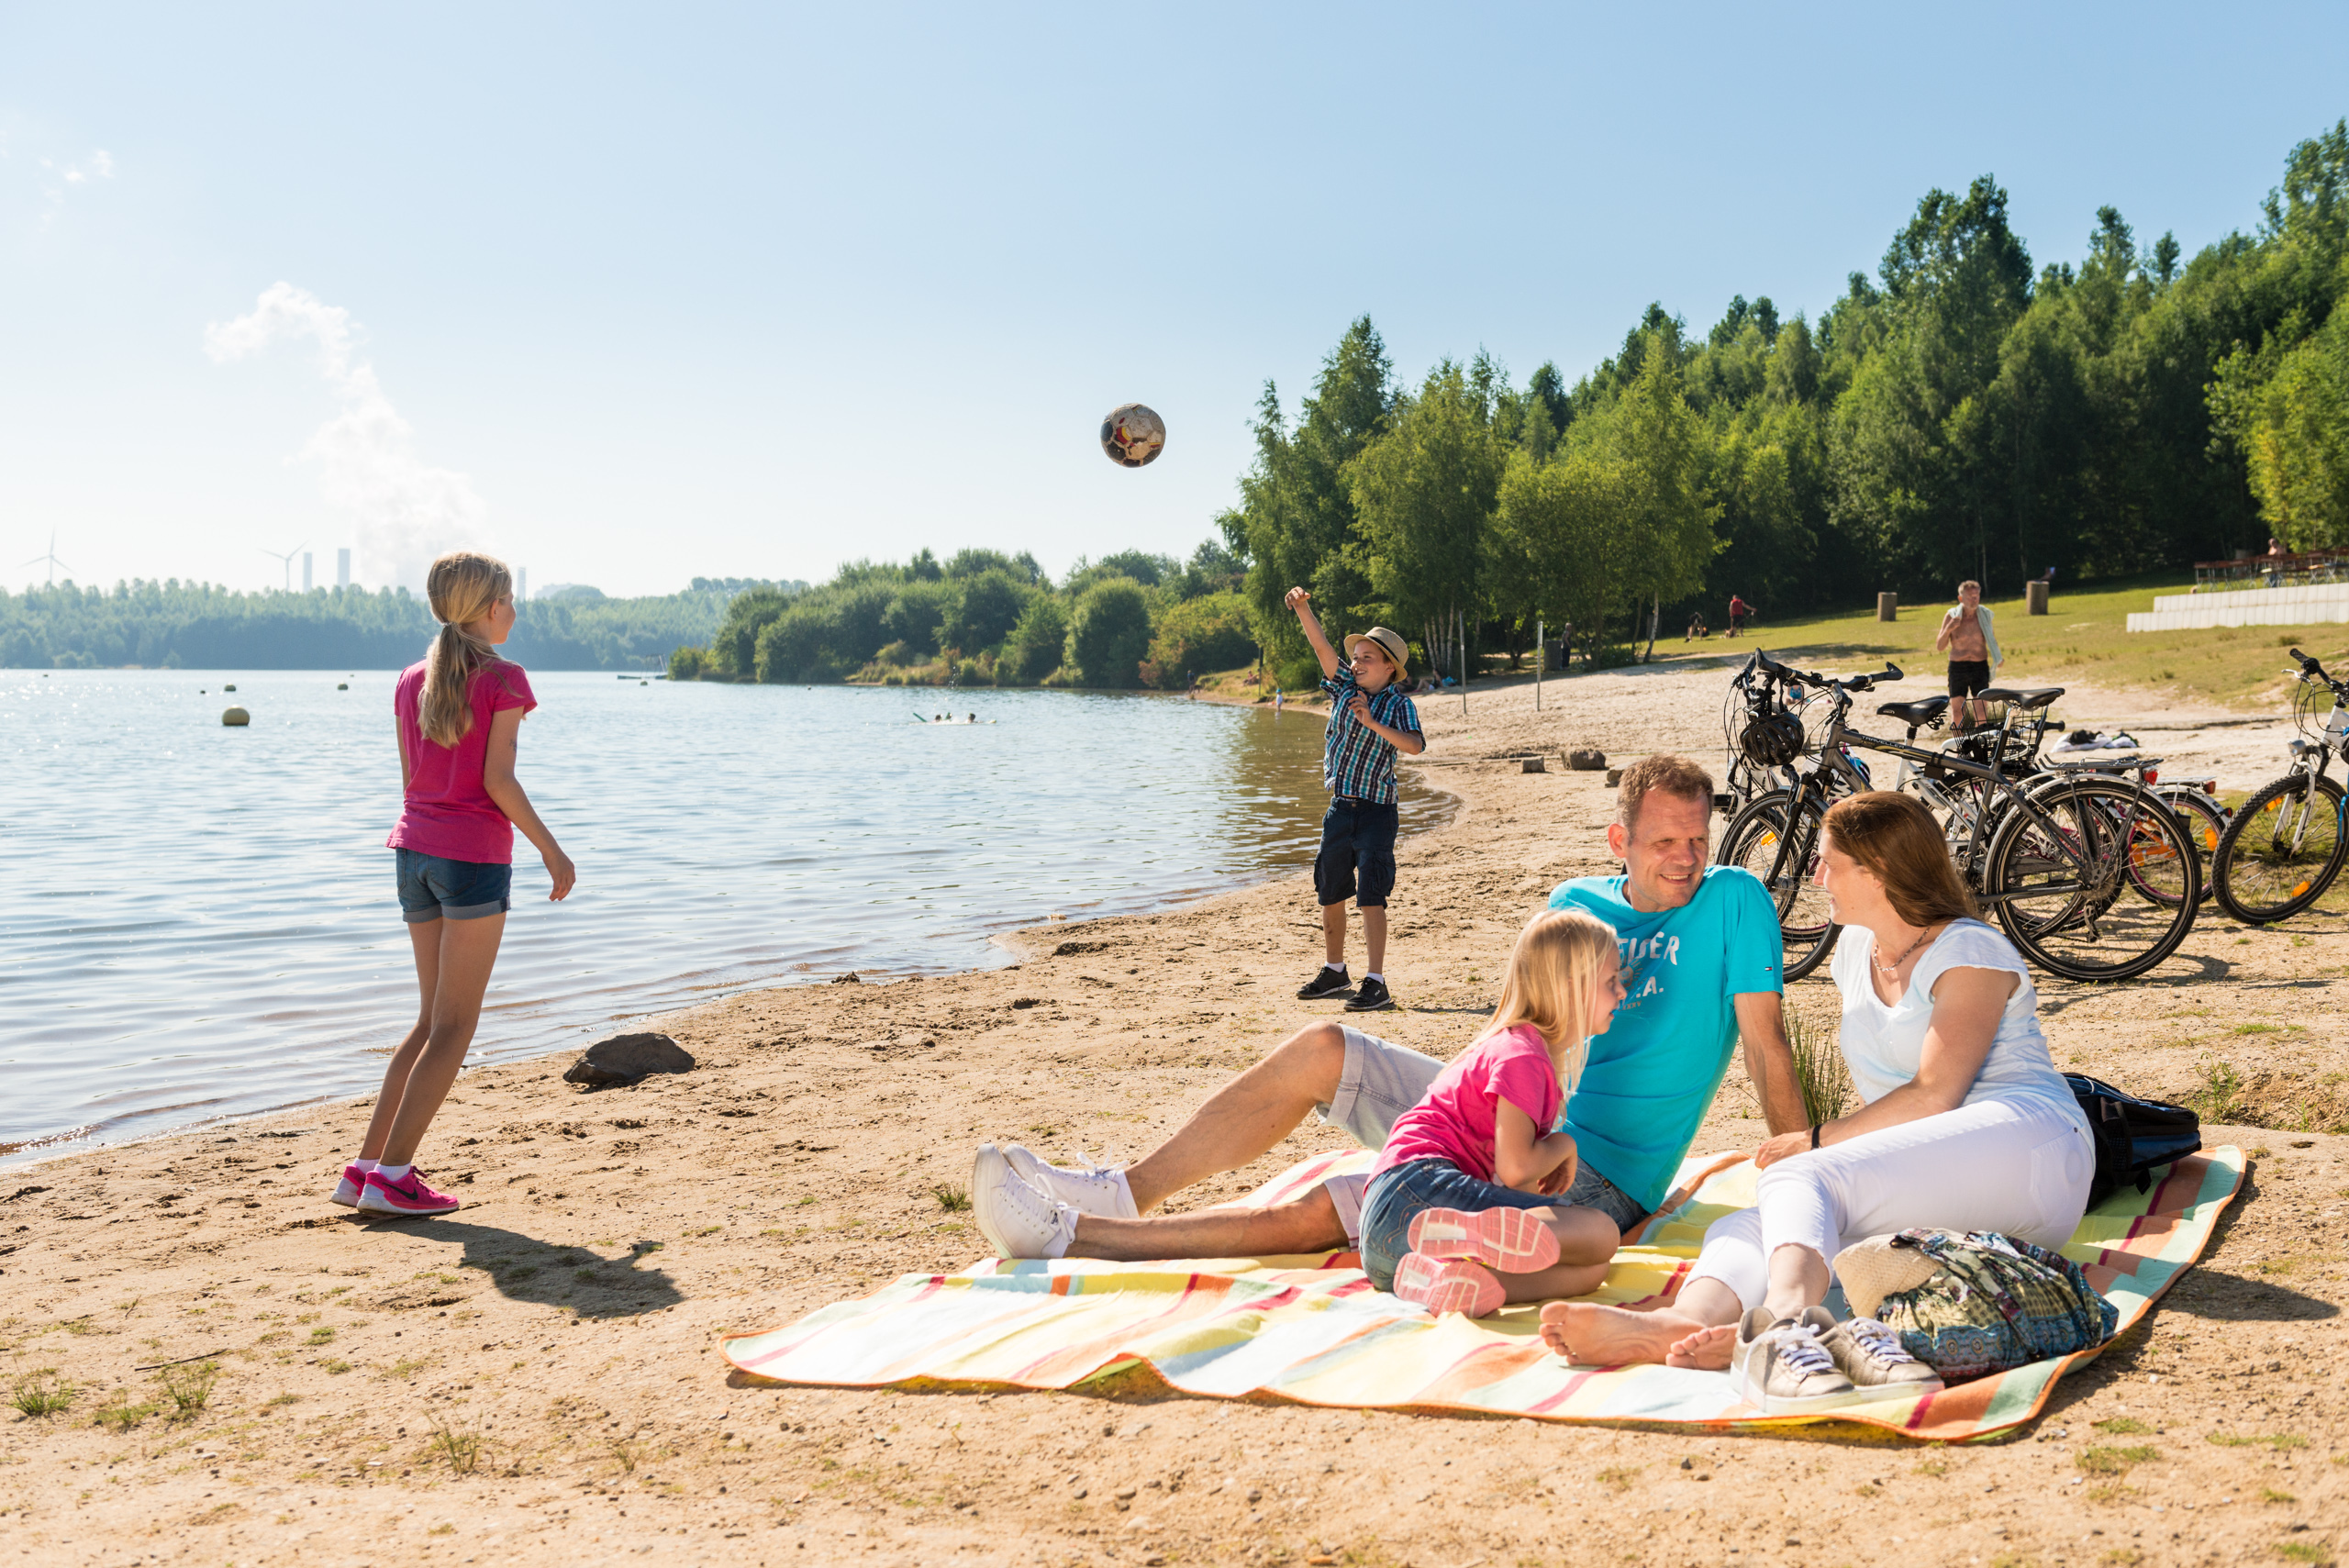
top-left (1348, 358), bottom-right (1504, 678)
top-left (939, 569), bottom-right (1034, 655)
top-left (1002, 593), bottom-right (1070, 684)
top-left (1063, 577), bottom-right (1155, 688)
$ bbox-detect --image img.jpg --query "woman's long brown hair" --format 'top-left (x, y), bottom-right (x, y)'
top-left (1820, 790), bottom-right (1978, 929)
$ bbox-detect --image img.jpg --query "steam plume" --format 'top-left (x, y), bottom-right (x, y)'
top-left (206, 283), bottom-right (484, 592)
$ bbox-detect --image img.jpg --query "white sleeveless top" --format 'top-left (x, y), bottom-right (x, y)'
top-left (1829, 918), bottom-right (2087, 1131)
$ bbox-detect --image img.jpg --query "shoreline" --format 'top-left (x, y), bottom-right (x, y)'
top-left (3, 666), bottom-right (2342, 1566)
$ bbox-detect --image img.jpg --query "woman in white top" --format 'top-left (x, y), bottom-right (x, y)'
top-left (1541, 790), bottom-right (2095, 1413)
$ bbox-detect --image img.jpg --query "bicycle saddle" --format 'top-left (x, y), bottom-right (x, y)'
top-left (1877, 696), bottom-right (1951, 725)
top-left (1977, 686), bottom-right (2065, 709)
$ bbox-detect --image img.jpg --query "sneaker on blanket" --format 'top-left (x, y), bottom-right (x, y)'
top-left (329, 1162), bottom-right (367, 1208)
top-left (972, 1145), bottom-right (1076, 1260)
top-left (1731, 1307), bottom-right (1865, 1415)
top-left (1392, 1252), bottom-right (1505, 1318)
top-left (1405, 1206), bottom-right (1559, 1273)
top-left (1816, 1309), bottom-right (1944, 1398)
top-left (1001, 1144), bottom-right (1138, 1219)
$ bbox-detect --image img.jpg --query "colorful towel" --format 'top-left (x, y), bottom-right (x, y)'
top-left (719, 1144), bottom-right (2242, 1442)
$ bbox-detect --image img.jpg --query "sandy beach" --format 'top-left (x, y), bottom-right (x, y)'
top-left (6, 660), bottom-right (2344, 1567)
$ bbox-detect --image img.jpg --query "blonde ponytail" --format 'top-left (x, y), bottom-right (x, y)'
top-left (418, 551), bottom-right (513, 748)
top-left (1480, 908), bottom-right (1620, 1095)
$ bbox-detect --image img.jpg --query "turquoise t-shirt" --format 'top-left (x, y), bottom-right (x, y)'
top-left (1546, 865), bottom-right (1784, 1212)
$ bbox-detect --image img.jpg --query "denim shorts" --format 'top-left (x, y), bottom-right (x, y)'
top-left (1359, 1158), bottom-right (1564, 1290)
top-left (395, 849), bottom-right (512, 924)
top-left (1314, 795), bottom-right (1398, 907)
top-left (1317, 1027), bottom-right (1650, 1247)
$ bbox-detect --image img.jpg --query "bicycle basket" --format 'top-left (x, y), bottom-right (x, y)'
top-left (2292, 673), bottom-right (2332, 740)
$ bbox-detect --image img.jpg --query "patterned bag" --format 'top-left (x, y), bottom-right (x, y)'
top-left (1835, 1228), bottom-right (2118, 1382)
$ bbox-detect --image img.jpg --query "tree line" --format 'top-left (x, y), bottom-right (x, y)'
top-left (668, 544), bottom-right (1252, 689)
top-left (1230, 119), bottom-right (2349, 684)
top-left (0, 578), bottom-right (755, 672)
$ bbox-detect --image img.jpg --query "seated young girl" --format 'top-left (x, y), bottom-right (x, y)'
top-left (1359, 908), bottom-right (1628, 1317)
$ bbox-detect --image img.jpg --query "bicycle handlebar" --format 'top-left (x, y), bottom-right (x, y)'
top-left (1753, 648), bottom-right (1904, 693)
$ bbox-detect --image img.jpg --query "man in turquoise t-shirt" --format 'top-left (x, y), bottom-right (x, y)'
top-left (1548, 860), bottom-right (1788, 1215)
top-left (963, 754), bottom-right (1809, 1263)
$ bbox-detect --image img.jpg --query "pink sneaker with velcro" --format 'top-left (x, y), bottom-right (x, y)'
top-left (1392, 1252), bottom-right (1506, 1318)
top-left (1406, 1206), bottom-right (1560, 1273)
top-left (355, 1168), bottom-right (461, 1218)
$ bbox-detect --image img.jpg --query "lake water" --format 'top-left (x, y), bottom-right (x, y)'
top-left (1, 670), bottom-right (1447, 1165)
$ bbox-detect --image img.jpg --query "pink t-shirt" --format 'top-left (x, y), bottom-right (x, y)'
top-left (1370, 1024), bottom-right (1564, 1184)
top-left (386, 659), bottom-right (537, 865)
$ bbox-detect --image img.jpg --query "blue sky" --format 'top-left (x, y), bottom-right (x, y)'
top-left (4, 4), bottom-right (2344, 597)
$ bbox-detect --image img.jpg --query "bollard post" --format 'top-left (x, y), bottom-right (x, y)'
top-left (2027, 580), bottom-right (2049, 616)
top-left (1877, 592), bottom-right (1898, 622)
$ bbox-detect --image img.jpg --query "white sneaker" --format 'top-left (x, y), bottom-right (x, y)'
top-left (972, 1144), bottom-right (1077, 1260)
top-left (1731, 1307), bottom-right (1866, 1415)
top-left (1001, 1144), bottom-right (1138, 1219)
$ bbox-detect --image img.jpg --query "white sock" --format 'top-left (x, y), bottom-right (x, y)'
top-left (376, 1162), bottom-right (412, 1183)
top-left (351, 1159), bottom-right (379, 1174)
top-left (1324, 962), bottom-right (1347, 975)
top-left (1365, 973), bottom-right (1384, 984)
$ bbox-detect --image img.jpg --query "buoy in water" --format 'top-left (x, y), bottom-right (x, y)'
top-left (338, 683), bottom-right (348, 691)
top-left (222, 706), bottom-right (250, 727)
top-left (224, 684), bottom-right (238, 692)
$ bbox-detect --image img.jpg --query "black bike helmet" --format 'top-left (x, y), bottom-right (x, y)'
top-left (1739, 710), bottom-right (1806, 768)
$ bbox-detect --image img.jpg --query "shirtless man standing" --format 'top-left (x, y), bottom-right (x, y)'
top-left (1933, 580), bottom-right (2002, 732)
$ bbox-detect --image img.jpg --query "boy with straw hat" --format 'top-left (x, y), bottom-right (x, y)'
top-left (1284, 587), bottom-right (1426, 1014)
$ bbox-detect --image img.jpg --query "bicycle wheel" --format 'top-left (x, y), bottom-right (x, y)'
top-left (1719, 790), bottom-right (1840, 980)
top-left (2136, 787), bottom-right (2225, 907)
top-left (1987, 776), bottom-right (2199, 981)
top-left (2210, 773), bottom-right (2348, 925)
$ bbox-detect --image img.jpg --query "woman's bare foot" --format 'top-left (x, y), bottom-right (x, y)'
top-left (1664, 1321), bottom-right (1737, 1370)
top-left (1537, 1301), bottom-right (1710, 1365)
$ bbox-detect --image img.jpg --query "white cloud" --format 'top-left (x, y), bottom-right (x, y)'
top-left (39, 148), bottom-right (114, 200)
top-left (205, 283), bottom-right (486, 592)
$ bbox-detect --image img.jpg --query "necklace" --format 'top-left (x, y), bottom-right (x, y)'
top-left (1872, 922), bottom-right (1942, 979)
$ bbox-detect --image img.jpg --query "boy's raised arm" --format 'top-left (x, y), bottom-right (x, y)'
top-left (1284, 586), bottom-right (1342, 679)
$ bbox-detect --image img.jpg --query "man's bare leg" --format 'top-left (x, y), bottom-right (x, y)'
top-left (1537, 1276), bottom-right (1743, 1368)
top-left (1116, 1021), bottom-right (1348, 1213)
top-left (1068, 1188), bottom-right (1348, 1262)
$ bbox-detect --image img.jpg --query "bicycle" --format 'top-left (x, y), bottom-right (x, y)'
top-left (2210, 646), bottom-right (2349, 924)
top-left (1718, 651), bottom-right (2202, 982)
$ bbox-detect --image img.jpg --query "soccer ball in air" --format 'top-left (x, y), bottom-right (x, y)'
top-left (1100, 403), bottom-right (1166, 468)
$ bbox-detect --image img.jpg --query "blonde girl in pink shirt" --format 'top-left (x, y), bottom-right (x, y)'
top-left (333, 551), bottom-right (576, 1218)
top-left (1359, 908), bottom-right (1627, 1316)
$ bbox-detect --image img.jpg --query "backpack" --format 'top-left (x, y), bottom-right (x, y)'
top-left (1836, 1229), bottom-right (2118, 1382)
top-left (2064, 1073), bottom-right (2202, 1208)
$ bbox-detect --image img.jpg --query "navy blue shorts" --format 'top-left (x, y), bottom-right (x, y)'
top-left (1314, 796), bottom-right (1398, 908)
top-left (395, 849), bottom-right (512, 924)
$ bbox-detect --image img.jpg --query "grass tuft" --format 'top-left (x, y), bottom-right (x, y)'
top-left (428, 1417), bottom-right (484, 1474)
top-left (931, 1184), bottom-right (972, 1213)
top-left (1787, 1011), bottom-right (1851, 1126)
top-left (2076, 1444), bottom-right (2157, 1476)
top-left (10, 1369), bottom-right (78, 1418)
top-left (155, 1361), bottom-right (219, 1420)
top-left (92, 1393), bottom-right (157, 1432)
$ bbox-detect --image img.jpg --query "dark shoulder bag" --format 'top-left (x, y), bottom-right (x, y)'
top-left (2065, 1073), bottom-right (2201, 1209)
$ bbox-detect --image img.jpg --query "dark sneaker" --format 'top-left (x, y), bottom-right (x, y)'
top-left (1297, 965), bottom-right (1355, 1000)
top-left (1344, 976), bottom-right (1396, 1012)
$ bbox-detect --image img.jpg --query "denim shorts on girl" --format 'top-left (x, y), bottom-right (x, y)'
top-left (395, 848), bottom-right (512, 923)
top-left (1359, 1156), bottom-right (1560, 1291)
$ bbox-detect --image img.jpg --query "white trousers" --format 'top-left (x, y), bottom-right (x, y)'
top-left (1685, 1095), bottom-right (2094, 1311)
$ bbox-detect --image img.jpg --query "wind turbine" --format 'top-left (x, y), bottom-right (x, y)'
top-left (22, 530), bottom-right (71, 585)
top-left (261, 541), bottom-right (307, 592)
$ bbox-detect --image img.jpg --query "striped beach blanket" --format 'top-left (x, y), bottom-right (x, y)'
top-left (718, 1144), bottom-right (2242, 1442)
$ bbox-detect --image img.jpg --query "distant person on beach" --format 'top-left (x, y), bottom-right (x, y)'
top-left (1359, 909), bottom-right (1626, 1317)
top-left (1933, 579), bottom-right (2003, 731)
top-left (1685, 610), bottom-right (1709, 641)
top-left (1727, 595), bottom-right (1753, 637)
top-left (968, 756), bottom-right (1806, 1266)
top-left (337, 550), bottom-right (575, 1219)
top-left (1284, 587), bottom-right (1425, 1016)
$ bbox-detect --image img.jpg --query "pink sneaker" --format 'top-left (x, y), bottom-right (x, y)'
top-left (1406, 1207), bottom-right (1560, 1273)
top-left (329, 1163), bottom-right (368, 1207)
top-left (1392, 1252), bottom-right (1505, 1318)
top-left (355, 1168), bottom-right (461, 1218)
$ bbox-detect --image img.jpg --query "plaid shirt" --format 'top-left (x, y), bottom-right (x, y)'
top-left (1319, 664), bottom-right (1424, 805)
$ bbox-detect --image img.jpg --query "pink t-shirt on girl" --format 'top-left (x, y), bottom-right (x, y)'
top-left (1370, 1023), bottom-right (1565, 1184)
top-left (386, 659), bottom-right (537, 865)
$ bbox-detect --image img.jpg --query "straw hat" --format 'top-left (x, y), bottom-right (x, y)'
top-left (1352, 626), bottom-right (1410, 673)
top-left (1833, 1233), bottom-right (1944, 1321)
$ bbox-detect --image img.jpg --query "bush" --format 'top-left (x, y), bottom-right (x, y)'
top-left (1003, 595), bottom-right (1071, 684)
top-left (1143, 589), bottom-right (1256, 689)
top-left (941, 569), bottom-right (1033, 657)
top-left (667, 645), bottom-right (709, 681)
top-left (880, 579), bottom-right (954, 659)
top-left (1064, 578), bottom-right (1155, 688)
